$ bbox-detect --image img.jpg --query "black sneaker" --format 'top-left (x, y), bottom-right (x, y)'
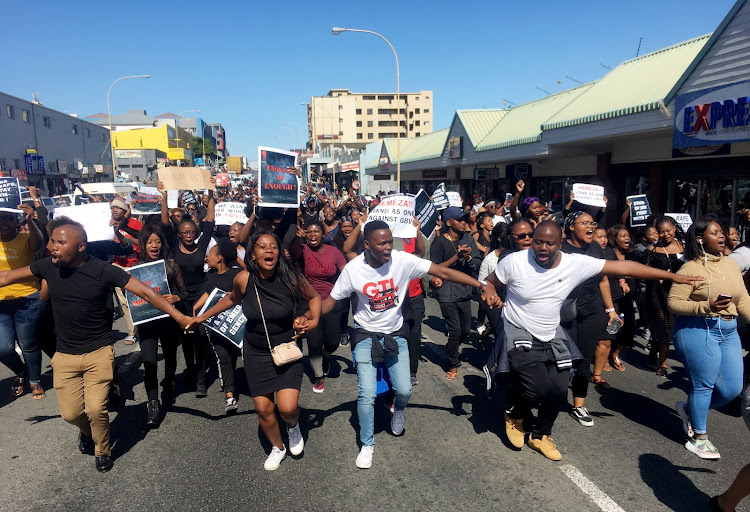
top-left (95, 455), bottom-right (113, 472)
top-left (322, 358), bottom-right (330, 377)
top-left (569, 406), bottom-right (595, 427)
top-left (161, 385), bottom-right (174, 407)
top-left (339, 332), bottom-right (350, 347)
top-left (146, 400), bottom-right (161, 429)
top-left (195, 382), bottom-right (207, 398)
top-left (78, 432), bottom-right (94, 454)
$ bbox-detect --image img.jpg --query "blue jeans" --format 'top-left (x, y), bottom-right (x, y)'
top-left (353, 334), bottom-right (412, 446)
top-left (0, 292), bottom-right (44, 383)
top-left (673, 316), bottom-right (743, 434)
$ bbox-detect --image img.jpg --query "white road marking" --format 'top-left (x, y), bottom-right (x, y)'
top-left (560, 464), bottom-right (626, 512)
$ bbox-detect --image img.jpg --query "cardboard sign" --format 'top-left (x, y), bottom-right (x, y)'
top-left (125, 260), bottom-right (171, 326)
top-left (215, 202), bottom-right (249, 226)
top-left (572, 183), bottom-right (606, 208)
top-left (0, 177), bottom-right (22, 213)
top-left (366, 194), bottom-right (417, 238)
top-left (53, 203), bottom-right (114, 242)
top-left (432, 183), bottom-right (449, 210)
top-left (158, 167), bottom-right (215, 191)
top-left (627, 194), bottom-right (651, 227)
top-left (215, 173), bottom-right (229, 187)
top-left (447, 191), bottom-right (463, 207)
top-left (198, 288), bottom-right (246, 349)
top-left (257, 146), bottom-right (299, 208)
top-left (414, 189), bottom-right (438, 238)
top-left (666, 213), bottom-right (693, 234)
top-left (130, 187), bottom-right (161, 215)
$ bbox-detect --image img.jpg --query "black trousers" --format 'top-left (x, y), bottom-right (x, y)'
top-left (209, 333), bottom-right (239, 394)
top-left (137, 318), bottom-right (180, 401)
top-left (181, 292), bottom-right (208, 384)
top-left (339, 296), bottom-right (351, 336)
top-left (439, 299), bottom-right (472, 368)
top-left (508, 344), bottom-right (570, 438)
top-left (565, 308), bottom-right (606, 399)
top-left (406, 294), bottom-right (425, 375)
top-left (307, 302), bottom-right (343, 358)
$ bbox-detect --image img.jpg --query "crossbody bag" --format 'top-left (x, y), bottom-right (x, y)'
top-left (254, 283), bottom-right (303, 366)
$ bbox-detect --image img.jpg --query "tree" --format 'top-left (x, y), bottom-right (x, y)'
top-left (191, 136), bottom-right (216, 158)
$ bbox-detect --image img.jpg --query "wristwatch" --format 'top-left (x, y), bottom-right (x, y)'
top-left (605, 307), bottom-right (615, 313)
top-left (478, 280), bottom-right (488, 290)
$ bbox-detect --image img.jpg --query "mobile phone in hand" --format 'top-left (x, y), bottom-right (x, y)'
top-left (717, 294), bottom-right (733, 302)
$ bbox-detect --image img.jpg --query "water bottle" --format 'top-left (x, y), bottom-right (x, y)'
top-left (606, 313), bottom-right (625, 334)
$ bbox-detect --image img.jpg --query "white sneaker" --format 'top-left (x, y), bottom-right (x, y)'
top-left (356, 445), bottom-right (374, 469)
top-left (391, 409), bottom-right (405, 435)
top-left (263, 445), bottom-right (286, 471)
top-left (477, 324), bottom-right (487, 336)
top-left (287, 423), bottom-right (304, 455)
top-left (224, 397), bottom-right (238, 415)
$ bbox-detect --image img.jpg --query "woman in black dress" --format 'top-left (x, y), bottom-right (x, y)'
top-left (193, 231), bottom-right (320, 471)
top-left (604, 224), bottom-right (637, 371)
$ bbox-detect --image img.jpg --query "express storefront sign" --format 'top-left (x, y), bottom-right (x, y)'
top-left (674, 79), bottom-right (750, 148)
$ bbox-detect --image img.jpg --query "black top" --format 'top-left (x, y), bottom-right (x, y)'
top-left (301, 205), bottom-right (322, 227)
top-left (429, 232), bottom-right (481, 302)
top-left (476, 230), bottom-right (491, 253)
top-left (205, 266), bottom-right (242, 294)
top-left (604, 246), bottom-right (636, 301)
top-left (241, 273), bottom-right (295, 351)
top-left (169, 221), bottom-right (215, 288)
top-left (560, 241), bottom-right (604, 312)
top-left (30, 257), bottom-right (130, 355)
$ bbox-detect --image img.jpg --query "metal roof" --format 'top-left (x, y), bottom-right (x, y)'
top-left (475, 84), bottom-right (594, 151)
top-left (541, 34), bottom-right (711, 131)
top-left (455, 110), bottom-right (508, 146)
top-left (383, 128), bottom-right (450, 164)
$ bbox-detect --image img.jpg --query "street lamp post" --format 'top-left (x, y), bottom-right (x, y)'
top-left (107, 75), bottom-right (150, 178)
top-left (332, 27), bottom-right (400, 191)
top-left (280, 124), bottom-right (296, 152)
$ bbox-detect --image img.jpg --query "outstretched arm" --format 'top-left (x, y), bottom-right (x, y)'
top-left (601, 260), bottom-right (703, 285)
top-left (123, 276), bottom-right (191, 328)
top-left (428, 263), bottom-right (500, 307)
top-left (0, 266), bottom-right (37, 288)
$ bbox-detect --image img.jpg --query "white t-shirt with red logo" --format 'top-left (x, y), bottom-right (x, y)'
top-left (330, 249), bottom-right (432, 333)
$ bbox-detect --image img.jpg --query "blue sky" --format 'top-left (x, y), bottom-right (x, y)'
top-left (1, 0), bottom-right (738, 161)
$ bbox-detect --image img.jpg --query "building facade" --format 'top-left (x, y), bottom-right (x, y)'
top-left (111, 123), bottom-right (193, 178)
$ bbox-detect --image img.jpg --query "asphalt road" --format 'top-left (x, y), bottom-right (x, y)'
top-left (1, 299), bottom-right (749, 511)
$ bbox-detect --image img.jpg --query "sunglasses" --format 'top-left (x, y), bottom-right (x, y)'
top-left (513, 232), bottom-right (533, 239)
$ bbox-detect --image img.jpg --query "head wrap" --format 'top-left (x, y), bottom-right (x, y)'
top-left (563, 211), bottom-right (586, 233)
top-left (110, 198), bottom-right (128, 211)
top-left (520, 196), bottom-right (540, 216)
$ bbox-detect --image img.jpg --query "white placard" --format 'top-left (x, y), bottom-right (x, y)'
top-left (53, 203), bottom-right (114, 242)
top-left (366, 194), bottom-right (417, 238)
top-left (572, 183), bottom-right (606, 208)
top-left (167, 190), bottom-right (179, 209)
top-left (666, 213), bottom-right (693, 233)
top-left (215, 202), bottom-right (249, 226)
top-left (447, 191), bottom-right (463, 207)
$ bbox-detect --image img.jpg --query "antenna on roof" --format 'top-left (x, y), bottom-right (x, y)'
top-left (502, 98), bottom-right (516, 107)
top-left (31, 92), bottom-right (43, 105)
top-left (536, 87), bottom-right (551, 96)
top-left (600, 63), bottom-right (612, 71)
top-left (636, 37), bottom-right (643, 57)
top-left (565, 76), bottom-right (583, 85)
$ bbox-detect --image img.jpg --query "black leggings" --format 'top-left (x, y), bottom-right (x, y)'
top-left (209, 333), bottom-right (240, 394)
top-left (138, 318), bottom-right (180, 401)
top-left (567, 308), bottom-right (606, 399)
top-left (181, 290), bottom-right (209, 383)
top-left (406, 294), bottom-right (425, 375)
top-left (307, 302), bottom-right (343, 358)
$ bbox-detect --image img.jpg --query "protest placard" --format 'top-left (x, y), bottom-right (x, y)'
top-left (627, 195), bottom-right (652, 227)
top-left (414, 189), bottom-right (438, 238)
top-left (572, 183), bottom-right (606, 208)
top-left (432, 183), bottom-right (449, 210)
top-left (198, 288), bottom-right (246, 349)
top-left (447, 191), bottom-right (463, 207)
top-left (366, 194), bottom-right (417, 238)
top-left (0, 177), bottom-right (22, 213)
top-left (130, 187), bottom-right (161, 215)
top-left (158, 167), bottom-right (215, 191)
top-left (215, 173), bottom-right (229, 187)
top-left (666, 213), bottom-right (693, 233)
top-left (215, 202), bottom-right (249, 226)
top-left (125, 260), bottom-right (171, 326)
top-left (258, 146), bottom-right (299, 208)
top-left (167, 190), bottom-right (179, 209)
top-left (53, 203), bottom-right (113, 242)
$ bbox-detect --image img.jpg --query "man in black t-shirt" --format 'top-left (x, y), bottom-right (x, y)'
top-left (0, 218), bottom-right (191, 473)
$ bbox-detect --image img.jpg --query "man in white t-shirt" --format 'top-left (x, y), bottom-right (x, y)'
top-left (486, 221), bottom-right (701, 461)
top-left (483, 201), bottom-right (506, 226)
top-left (323, 220), bottom-right (499, 469)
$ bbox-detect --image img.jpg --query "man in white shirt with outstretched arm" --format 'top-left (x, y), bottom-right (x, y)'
top-left (321, 220), bottom-right (499, 469)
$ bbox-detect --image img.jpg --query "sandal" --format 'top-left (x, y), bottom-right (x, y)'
top-left (30, 383), bottom-right (46, 400)
top-left (656, 367), bottom-right (668, 378)
top-left (603, 361), bottom-right (613, 372)
top-left (445, 370), bottom-right (458, 381)
top-left (589, 374), bottom-right (611, 388)
top-left (610, 357), bottom-right (626, 372)
top-left (11, 376), bottom-right (25, 397)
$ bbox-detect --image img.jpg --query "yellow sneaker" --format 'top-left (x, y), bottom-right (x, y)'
top-left (505, 413), bottom-right (525, 448)
top-left (527, 435), bottom-right (562, 461)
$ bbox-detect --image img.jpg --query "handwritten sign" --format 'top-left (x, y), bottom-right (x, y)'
top-left (130, 187), bottom-right (161, 215)
top-left (53, 203), bottom-right (114, 242)
top-left (125, 260), bottom-right (171, 326)
top-left (447, 191), bottom-right (463, 207)
top-left (215, 202), bottom-right (249, 226)
top-left (366, 194), bottom-right (417, 238)
top-left (198, 288), bottom-right (246, 349)
top-left (257, 146), bottom-right (299, 208)
top-left (666, 213), bottom-right (693, 234)
top-left (167, 190), bottom-right (179, 209)
top-left (627, 195), bottom-right (651, 227)
top-left (0, 177), bottom-right (21, 213)
top-left (572, 183), bottom-right (606, 208)
top-left (414, 189), bottom-right (438, 238)
top-left (158, 167), bottom-right (215, 191)
top-left (432, 183), bottom-right (449, 210)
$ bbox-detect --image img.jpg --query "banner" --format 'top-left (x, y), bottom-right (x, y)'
top-left (158, 167), bottom-right (215, 191)
top-left (198, 288), bottom-right (246, 349)
top-left (129, 187), bottom-right (161, 215)
top-left (666, 213), bottom-right (693, 234)
top-left (53, 203), bottom-right (113, 242)
top-left (414, 189), bottom-right (438, 238)
top-left (366, 194), bottom-right (417, 238)
top-left (215, 202), bottom-right (249, 226)
top-left (572, 183), bottom-right (606, 208)
top-left (0, 177), bottom-right (21, 213)
top-left (447, 191), bottom-right (463, 207)
top-left (124, 260), bottom-right (171, 326)
top-left (432, 182), bottom-right (449, 210)
top-left (258, 146), bottom-right (299, 208)
top-left (627, 194), bottom-right (651, 227)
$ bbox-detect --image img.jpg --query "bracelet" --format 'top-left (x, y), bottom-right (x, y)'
top-left (618, 279), bottom-right (626, 284)
top-left (605, 308), bottom-right (615, 313)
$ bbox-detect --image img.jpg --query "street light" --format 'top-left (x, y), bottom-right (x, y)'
top-left (280, 124), bottom-right (296, 152)
top-left (282, 121), bottom-right (304, 152)
top-left (332, 27), bottom-right (401, 191)
top-left (108, 75), bottom-right (150, 178)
